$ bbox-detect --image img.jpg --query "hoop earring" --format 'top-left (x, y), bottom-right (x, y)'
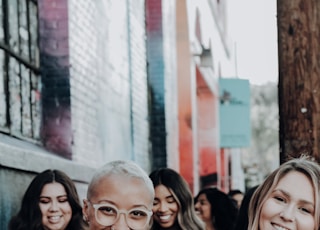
top-left (83, 215), bottom-right (89, 223)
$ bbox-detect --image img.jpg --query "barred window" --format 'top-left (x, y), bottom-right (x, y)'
top-left (0, 0), bottom-right (41, 141)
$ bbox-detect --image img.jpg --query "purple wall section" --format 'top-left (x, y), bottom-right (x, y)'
top-left (38, 0), bottom-right (72, 159)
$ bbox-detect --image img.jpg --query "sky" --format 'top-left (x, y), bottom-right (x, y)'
top-left (228, 0), bottom-right (278, 85)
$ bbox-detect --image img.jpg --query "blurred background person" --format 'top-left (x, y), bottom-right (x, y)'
top-left (149, 168), bottom-right (204, 230)
top-left (8, 169), bottom-right (87, 230)
top-left (194, 187), bottom-right (238, 230)
top-left (233, 185), bottom-right (259, 230)
top-left (228, 189), bottom-right (244, 210)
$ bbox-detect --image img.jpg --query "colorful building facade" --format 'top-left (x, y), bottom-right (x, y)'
top-left (0, 0), bottom-right (242, 228)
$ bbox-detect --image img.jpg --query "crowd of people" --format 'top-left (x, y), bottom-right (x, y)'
top-left (8, 155), bottom-right (320, 230)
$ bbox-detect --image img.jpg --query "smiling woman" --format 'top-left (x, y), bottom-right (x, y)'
top-left (82, 160), bottom-right (155, 230)
top-left (149, 168), bottom-right (205, 230)
top-left (248, 156), bottom-right (320, 230)
top-left (8, 169), bottom-right (87, 230)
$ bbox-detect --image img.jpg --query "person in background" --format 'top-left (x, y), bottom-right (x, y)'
top-left (248, 155), bottom-right (320, 230)
top-left (149, 168), bottom-right (204, 230)
top-left (233, 185), bottom-right (259, 230)
top-left (194, 187), bottom-right (238, 230)
top-left (83, 160), bottom-right (154, 230)
top-left (228, 189), bottom-right (244, 210)
top-left (8, 169), bottom-right (87, 230)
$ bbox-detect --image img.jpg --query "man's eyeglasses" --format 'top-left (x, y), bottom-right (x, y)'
top-left (89, 201), bottom-right (152, 229)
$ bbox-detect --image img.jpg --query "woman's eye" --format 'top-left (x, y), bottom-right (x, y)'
top-left (299, 205), bottom-right (314, 215)
top-left (100, 207), bottom-right (111, 211)
top-left (58, 198), bottom-right (68, 203)
top-left (39, 199), bottom-right (50, 204)
top-left (300, 207), bottom-right (311, 214)
top-left (130, 210), bottom-right (147, 217)
top-left (274, 196), bottom-right (285, 202)
top-left (167, 198), bottom-right (176, 203)
top-left (99, 206), bottom-right (116, 214)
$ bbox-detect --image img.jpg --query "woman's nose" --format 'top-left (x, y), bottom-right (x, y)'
top-left (49, 201), bottom-right (59, 211)
top-left (159, 202), bottom-right (169, 212)
top-left (113, 213), bottom-right (130, 230)
top-left (280, 206), bottom-right (295, 222)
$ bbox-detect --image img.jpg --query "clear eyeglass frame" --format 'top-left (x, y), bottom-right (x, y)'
top-left (89, 201), bottom-right (152, 229)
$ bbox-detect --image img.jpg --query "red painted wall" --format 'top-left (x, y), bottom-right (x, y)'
top-left (196, 67), bottom-right (219, 188)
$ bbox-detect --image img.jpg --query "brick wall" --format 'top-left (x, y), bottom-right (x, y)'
top-left (68, 0), bottom-right (151, 170)
top-left (68, 0), bottom-right (103, 164)
top-left (0, 0), bottom-right (152, 228)
top-left (127, 0), bottom-right (151, 169)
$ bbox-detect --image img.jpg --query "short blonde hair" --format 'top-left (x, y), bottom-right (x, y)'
top-left (87, 160), bottom-right (154, 201)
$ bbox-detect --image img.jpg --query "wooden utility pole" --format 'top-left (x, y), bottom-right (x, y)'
top-left (278, 1), bottom-right (320, 163)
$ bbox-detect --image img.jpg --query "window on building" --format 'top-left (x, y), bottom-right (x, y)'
top-left (0, 0), bottom-right (41, 141)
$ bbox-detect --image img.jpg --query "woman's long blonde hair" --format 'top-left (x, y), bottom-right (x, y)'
top-left (248, 155), bottom-right (320, 230)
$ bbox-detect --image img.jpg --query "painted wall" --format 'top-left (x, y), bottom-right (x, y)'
top-left (146, 0), bottom-right (179, 171)
top-left (0, 1), bottom-right (151, 229)
top-left (176, 0), bottom-right (235, 193)
top-left (196, 66), bottom-right (219, 188)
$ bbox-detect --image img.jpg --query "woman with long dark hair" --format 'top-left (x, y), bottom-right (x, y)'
top-left (194, 187), bottom-right (238, 230)
top-left (8, 169), bottom-right (87, 230)
top-left (149, 168), bottom-right (204, 230)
